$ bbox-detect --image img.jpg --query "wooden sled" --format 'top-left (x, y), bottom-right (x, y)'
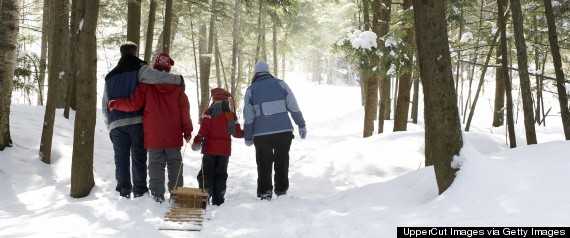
top-left (159, 187), bottom-right (208, 231)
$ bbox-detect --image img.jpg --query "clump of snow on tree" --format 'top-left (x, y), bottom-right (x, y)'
top-left (17, 51), bottom-right (39, 60)
top-left (460, 32), bottom-right (473, 43)
top-left (384, 36), bottom-right (396, 48)
top-left (552, 1), bottom-right (561, 7)
top-left (337, 30), bottom-right (377, 50)
top-left (387, 64), bottom-right (397, 76)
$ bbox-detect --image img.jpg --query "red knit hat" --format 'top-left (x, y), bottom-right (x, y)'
top-left (153, 53), bottom-right (174, 72)
top-left (211, 87), bottom-right (232, 101)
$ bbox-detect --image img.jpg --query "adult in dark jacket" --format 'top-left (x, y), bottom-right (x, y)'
top-left (243, 61), bottom-right (307, 200)
top-left (192, 88), bottom-right (244, 206)
top-left (102, 42), bottom-right (183, 198)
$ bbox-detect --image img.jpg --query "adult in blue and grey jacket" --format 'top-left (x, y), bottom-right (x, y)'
top-left (243, 60), bottom-right (307, 200)
top-left (102, 42), bottom-right (183, 199)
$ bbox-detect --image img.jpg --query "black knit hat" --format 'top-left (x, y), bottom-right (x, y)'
top-left (120, 41), bottom-right (138, 56)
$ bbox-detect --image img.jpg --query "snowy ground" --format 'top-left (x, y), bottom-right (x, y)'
top-left (1, 70), bottom-right (569, 237)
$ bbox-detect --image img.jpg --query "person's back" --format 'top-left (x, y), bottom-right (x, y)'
top-left (243, 60), bottom-right (306, 200)
top-left (105, 53), bottom-right (146, 130)
top-left (192, 88), bottom-right (243, 206)
top-left (108, 53), bottom-right (192, 203)
top-left (111, 83), bottom-right (192, 148)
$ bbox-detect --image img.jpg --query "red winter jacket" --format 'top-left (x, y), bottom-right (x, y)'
top-left (196, 110), bottom-right (244, 156)
top-left (111, 84), bottom-right (193, 149)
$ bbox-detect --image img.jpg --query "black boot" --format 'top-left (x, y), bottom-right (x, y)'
top-left (154, 194), bottom-right (165, 203)
top-left (119, 188), bottom-right (132, 198)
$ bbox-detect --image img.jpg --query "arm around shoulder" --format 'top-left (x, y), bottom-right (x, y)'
top-left (138, 65), bottom-right (182, 85)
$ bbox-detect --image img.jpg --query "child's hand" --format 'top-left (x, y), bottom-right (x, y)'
top-left (108, 100), bottom-right (116, 111)
top-left (191, 143), bottom-right (201, 151)
top-left (191, 135), bottom-right (203, 151)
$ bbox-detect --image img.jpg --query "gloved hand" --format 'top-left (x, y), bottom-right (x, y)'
top-left (108, 100), bottom-right (116, 111)
top-left (299, 127), bottom-right (307, 139)
top-left (245, 140), bottom-right (253, 147)
top-left (192, 135), bottom-right (203, 151)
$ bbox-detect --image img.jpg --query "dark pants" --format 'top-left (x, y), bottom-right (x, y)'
top-left (148, 148), bottom-right (183, 196)
top-left (110, 124), bottom-right (148, 195)
top-left (253, 132), bottom-right (293, 198)
top-left (197, 155), bottom-right (229, 206)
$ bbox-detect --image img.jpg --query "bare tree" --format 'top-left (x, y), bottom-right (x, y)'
top-left (144, 0), bottom-right (157, 62)
top-left (497, 0), bottom-right (517, 148)
top-left (64, 0), bottom-right (79, 119)
top-left (39, 0), bottom-right (69, 163)
top-left (413, 0), bottom-right (463, 194)
top-left (162, 0), bottom-right (173, 54)
top-left (127, 0), bottom-right (142, 47)
top-left (465, 31), bottom-right (500, 131)
top-left (510, 0), bottom-right (537, 145)
top-left (376, 0), bottom-right (392, 134)
top-left (0, 0), bottom-right (20, 151)
top-left (393, 0), bottom-right (414, 132)
top-left (362, 0), bottom-right (378, 137)
top-left (492, 43), bottom-right (505, 127)
top-left (198, 0), bottom-right (217, 115)
top-left (70, 0), bottom-right (99, 198)
top-left (230, 0), bottom-right (241, 98)
top-left (38, 0), bottom-right (49, 106)
top-left (543, 0), bottom-right (570, 140)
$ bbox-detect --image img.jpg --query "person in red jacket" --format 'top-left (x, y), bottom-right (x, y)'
top-left (108, 53), bottom-right (193, 203)
top-left (192, 87), bottom-right (244, 206)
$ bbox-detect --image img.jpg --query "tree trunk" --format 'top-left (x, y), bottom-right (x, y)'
top-left (38, 0), bottom-right (49, 106)
top-left (162, 0), bottom-right (173, 54)
top-left (70, 0), bottom-right (97, 198)
top-left (230, 0), bottom-right (241, 98)
top-left (498, 0), bottom-right (517, 148)
top-left (127, 0), bottom-right (142, 48)
top-left (393, 0), bottom-right (413, 132)
top-left (533, 17), bottom-right (541, 124)
top-left (411, 74), bottom-right (420, 124)
top-left (64, 0), bottom-right (79, 119)
top-left (465, 30), bottom-right (500, 132)
top-left (362, 0), bottom-right (370, 31)
top-left (376, 0), bottom-right (391, 134)
top-left (362, 73), bottom-right (378, 137)
top-left (492, 42), bottom-right (505, 127)
top-left (255, 0), bottom-right (264, 61)
top-left (413, 0), bottom-right (463, 195)
top-left (544, 0), bottom-right (570, 140)
top-left (188, 13), bottom-right (201, 116)
top-left (198, 22), bottom-right (211, 115)
top-left (55, 0), bottom-right (70, 109)
top-left (0, 0), bottom-right (20, 151)
top-left (214, 33), bottom-right (222, 87)
top-left (272, 19), bottom-right (278, 78)
top-left (144, 0), bottom-right (157, 63)
top-left (39, 0), bottom-right (69, 163)
top-left (510, 0), bottom-right (537, 145)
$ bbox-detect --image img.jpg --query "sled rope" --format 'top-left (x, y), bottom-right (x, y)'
top-left (173, 142), bottom-right (188, 193)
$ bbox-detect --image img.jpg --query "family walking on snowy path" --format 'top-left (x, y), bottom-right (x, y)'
top-left (102, 41), bottom-right (307, 206)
